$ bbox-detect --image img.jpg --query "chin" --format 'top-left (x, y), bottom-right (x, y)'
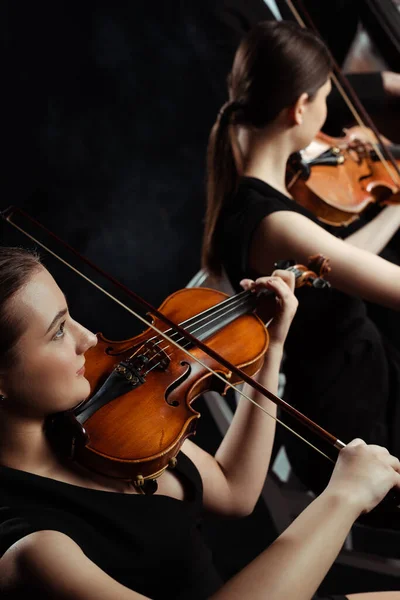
top-left (78, 378), bottom-right (91, 400)
top-left (64, 380), bottom-right (91, 412)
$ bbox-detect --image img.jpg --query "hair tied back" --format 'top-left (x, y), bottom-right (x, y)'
top-left (218, 101), bottom-right (242, 127)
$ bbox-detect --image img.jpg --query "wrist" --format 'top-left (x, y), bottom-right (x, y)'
top-left (320, 485), bottom-right (364, 521)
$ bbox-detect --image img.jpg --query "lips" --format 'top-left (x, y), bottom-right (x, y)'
top-left (76, 364), bottom-right (86, 376)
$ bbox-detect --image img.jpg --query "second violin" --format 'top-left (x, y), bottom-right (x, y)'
top-left (287, 126), bottom-right (400, 226)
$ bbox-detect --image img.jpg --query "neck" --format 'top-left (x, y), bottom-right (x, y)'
top-left (238, 124), bottom-right (296, 197)
top-left (0, 409), bottom-right (61, 476)
top-left (0, 407), bottom-right (135, 492)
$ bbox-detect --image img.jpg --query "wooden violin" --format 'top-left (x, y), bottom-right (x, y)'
top-left (46, 255), bottom-right (333, 488)
top-left (287, 126), bottom-right (400, 226)
top-left (284, 0), bottom-right (400, 227)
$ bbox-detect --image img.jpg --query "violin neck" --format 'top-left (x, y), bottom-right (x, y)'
top-left (372, 144), bottom-right (400, 161)
top-left (178, 290), bottom-right (259, 344)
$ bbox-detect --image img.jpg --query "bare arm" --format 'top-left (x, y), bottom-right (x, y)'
top-left (211, 487), bottom-right (358, 600)
top-left (183, 271), bottom-right (298, 517)
top-left (344, 205), bottom-right (400, 255)
top-left (209, 440), bottom-right (400, 600)
top-left (182, 343), bottom-right (281, 517)
top-left (0, 531), bottom-right (149, 599)
top-left (250, 210), bottom-right (400, 310)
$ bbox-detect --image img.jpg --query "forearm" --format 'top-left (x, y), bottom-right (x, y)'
top-left (345, 205), bottom-right (400, 254)
top-left (211, 488), bottom-right (360, 600)
top-left (214, 343), bottom-right (282, 513)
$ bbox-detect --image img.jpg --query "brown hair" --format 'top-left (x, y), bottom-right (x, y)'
top-left (202, 20), bottom-right (332, 276)
top-left (0, 247), bottom-right (42, 365)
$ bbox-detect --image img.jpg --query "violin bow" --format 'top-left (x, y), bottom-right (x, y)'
top-left (285, 0), bottom-right (400, 187)
top-left (1, 206), bottom-right (344, 462)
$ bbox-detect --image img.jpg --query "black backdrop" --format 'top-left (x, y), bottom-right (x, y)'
top-left (2, 1), bottom-right (227, 339)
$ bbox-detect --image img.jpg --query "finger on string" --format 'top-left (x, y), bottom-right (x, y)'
top-left (270, 269), bottom-right (296, 289)
top-left (263, 277), bottom-right (292, 292)
top-left (255, 276), bottom-right (295, 296)
top-left (260, 278), bottom-right (295, 301)
top-left (240, 278), bottom-right (256, 291)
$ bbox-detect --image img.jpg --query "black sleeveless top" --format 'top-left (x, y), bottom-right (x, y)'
top-left (0, 452), bottom-right (222, 599)
top-left (217, 177), bottom-right (400, 490)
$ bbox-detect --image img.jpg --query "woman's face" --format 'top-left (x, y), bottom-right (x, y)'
top-left (1, 267), bottom-right (97, 418)
top-left (295, 77), bottom-right (332, 149)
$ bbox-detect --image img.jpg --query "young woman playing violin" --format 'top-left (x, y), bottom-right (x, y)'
top-left (202, 20), bottom-right (400, 500)
top-left (0, 247), bottom-right (399, 600)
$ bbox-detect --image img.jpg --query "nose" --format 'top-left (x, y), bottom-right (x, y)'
top-left (76, 322), bottom-right (98, 354)
top-left (83, 327), bottom-right (98, 352)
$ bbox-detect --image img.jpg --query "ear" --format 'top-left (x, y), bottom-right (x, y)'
top-left (292, 92), bottom-right (309, 126)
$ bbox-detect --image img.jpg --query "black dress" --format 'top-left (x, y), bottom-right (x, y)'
top-left (0, 452), bottom-right (222, 599)
top-left (0, 438), bottom-right (349, 599)
top-left (217, 176), bottom-right (400, 499)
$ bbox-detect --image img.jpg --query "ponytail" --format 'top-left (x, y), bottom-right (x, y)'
top-left (201, 101), bottom-right (241, 277)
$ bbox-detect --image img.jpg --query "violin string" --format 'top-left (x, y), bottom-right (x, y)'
top-left (129, 315), bottom-right (334, 464)
top-left (8, 218), bottom-right (334, 464)
top-left (142, 286), bottom-right (273, 372)
top-left (142, 291), bottom-right (259, 364)
top-left (132, 291), bottom-right (253, 367)
top-left (142, 270), bottom-right (308, 369)
top-left (142, 269), bottom-right (303, 371)
top-left (140, 291), bottom-right (257, 372)
top-left (142, 268), bottom-right (302, 359)
top-left (142, 269), bottom-right (295, 358)
top-left (137, 290), bottom-right (257, 365)
top-left (143, 289), bottom-right (251, 348)
top-left (285, 0), bottom-right (400, 188)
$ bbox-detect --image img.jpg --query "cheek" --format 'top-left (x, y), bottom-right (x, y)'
top-left (319, 102), bottom-right (328, 126)
top-left (10, 343), bottom-right (90, 415)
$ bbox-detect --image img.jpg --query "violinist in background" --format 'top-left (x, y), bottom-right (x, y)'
top-left (186, 0), bottom-right (400, 139)
top-left (0, 246), bottom-right (399, 600)
top-left (202, 20), bottom-right (400, 503)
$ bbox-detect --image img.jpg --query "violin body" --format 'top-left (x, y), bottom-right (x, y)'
top-left (45, 257), bottom-right (330, 487)
top-left (48, 287), bottom-right (268, 484)
top-left (287, 127), bottom-right (400, 226)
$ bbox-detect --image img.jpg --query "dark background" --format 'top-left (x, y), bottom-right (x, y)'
top-left (2, 1), bottom-right (225, 336)
top-left (2, 0), bottom-right (400, 595)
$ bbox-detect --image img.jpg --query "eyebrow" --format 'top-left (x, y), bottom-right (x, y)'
top-left (46, 308), bottom-right (68, 335)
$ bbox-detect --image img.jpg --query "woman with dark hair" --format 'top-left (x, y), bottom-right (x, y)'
top-left (202, 20), bottom-right (400, 499)
top-left (185, 0), bottom-right (400, 138)
top-left (0, 246), bottom-right (399, 599)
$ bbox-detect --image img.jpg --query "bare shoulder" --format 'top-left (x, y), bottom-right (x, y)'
top-left (0, 530), bottom-right (148, 599)
top-left (256, 209), bottom-right (334, 250)
top-left (251, 209), bottom-right (351, 271)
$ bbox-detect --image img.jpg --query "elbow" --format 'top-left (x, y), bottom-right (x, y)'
top-left (228, 499), bottom-right (257, 519)
top-left (237, 505), bottom-right (256, 518)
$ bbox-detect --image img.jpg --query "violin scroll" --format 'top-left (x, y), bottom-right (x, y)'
top-left (274, 254), bottom-right (331, 289)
